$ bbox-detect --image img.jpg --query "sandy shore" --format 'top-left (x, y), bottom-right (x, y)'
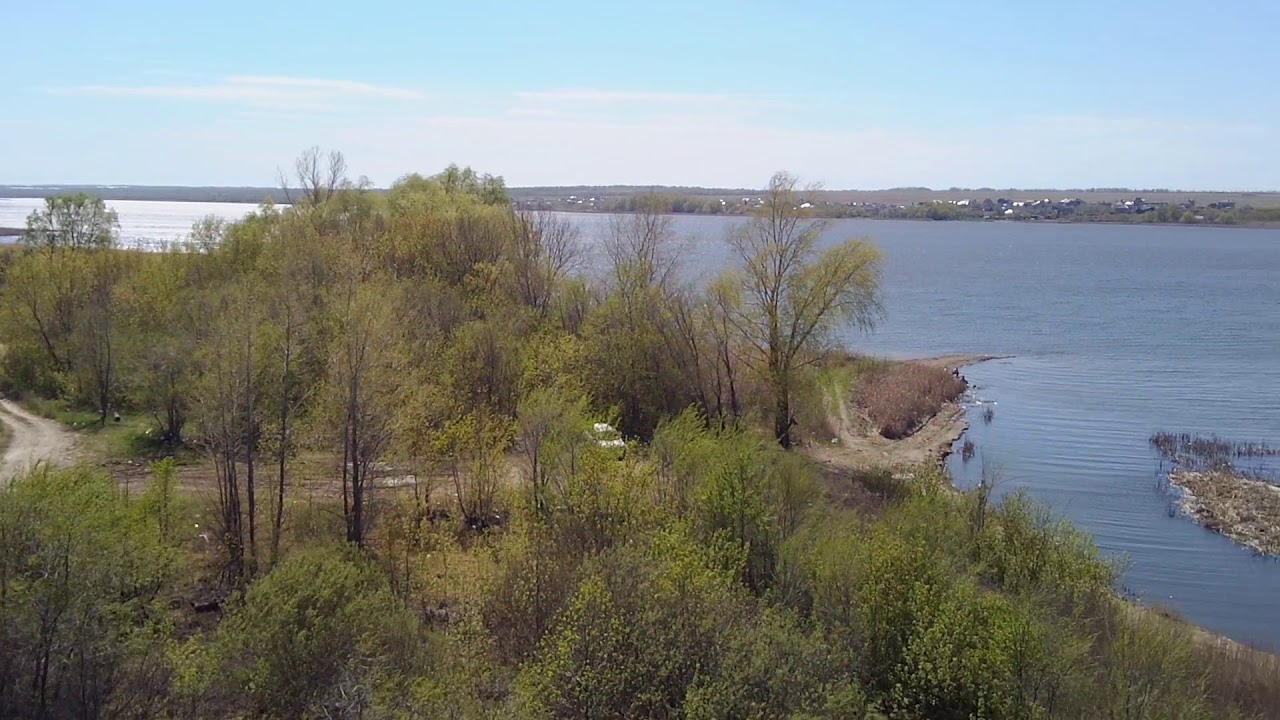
top-left (903, 354), bottom-right (1004, 466)
top-left (1170, 470), bottom-right (1280, 556)
top-left (913, 353), bottom-right (1007, 370)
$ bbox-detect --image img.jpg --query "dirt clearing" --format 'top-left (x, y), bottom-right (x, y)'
top-left (0, 398), bottom-right (79, 483)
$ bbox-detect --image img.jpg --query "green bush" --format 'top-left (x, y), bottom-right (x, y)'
top-left (0, 466), bottom-right (175, 719)
top-left (182, 546), bottom-right (429, 719)
top-left (972, 492), bottom-right (1114, 604)
top-left (685, 608), bottom-right (871, 720)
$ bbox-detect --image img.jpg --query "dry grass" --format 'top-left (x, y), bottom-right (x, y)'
top-left (1170, 471), bottom-right (1280, 556)
top-left (855, 362), bottom-right (966, 440)
top-left (1196, 638), bottom-right (1280, 718)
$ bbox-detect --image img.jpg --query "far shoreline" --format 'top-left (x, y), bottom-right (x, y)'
top-left (5, 194), bottom-right (1280, 231)
top-left (544, 208), bottom-right (1280, 231)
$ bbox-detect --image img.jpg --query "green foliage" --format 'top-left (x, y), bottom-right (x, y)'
top-left (970, 491), bottom-right (1115, 603)
top-left (724, 172), bottom-right (884, 447)
top-left (21, 193), bottom-right (120, 250)
top-left (782, 490), bottom-right (1224, 719)
top-left (183, 546), bottom-right (428, 719)
top-left (515, 570), bottom-right (632, 719)
top-left (0, 466), bottom-right (174, 718)
top-left (683, 608), bottom-right (871, 720)
top-left (1095, 608), bottom-right (1212, 720)
top-left (136, 457), bottom-right (180, 542)
top-left (691, 433), bottom-right (779, 592)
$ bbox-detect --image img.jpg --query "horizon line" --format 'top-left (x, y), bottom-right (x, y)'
top-left (2, 183), bottom-right (1278, 195)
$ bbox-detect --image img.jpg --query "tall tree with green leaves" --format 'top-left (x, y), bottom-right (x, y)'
top-left (192, 282), bottom-right (265, 585)
top-left (21, 194), bottom-right (119, 250)
top-left (327, 274), bottom-right (403, 547)
top-left (725, 172), bottom-right (884, 448)
top-left (76, 250), bottom-right (132, 425)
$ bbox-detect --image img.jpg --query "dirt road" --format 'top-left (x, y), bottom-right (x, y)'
top-left (0, 398), bottom-right (78, 483)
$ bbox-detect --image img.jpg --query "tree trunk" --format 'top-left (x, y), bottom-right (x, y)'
top-left (271, 324), bottom-right (293, 567)
top-left (246, 444), bottom-right (257, 577)
top-left (773, 381), bottom-right (792, 449)
top-left (341, 424), bottom-right (351, 539)
top-left (244, 332), bottom-right (258, 578)
top-left (272, 408), bottom-right (287, 567)
top-left (222, 455), bottom-right (245, 588)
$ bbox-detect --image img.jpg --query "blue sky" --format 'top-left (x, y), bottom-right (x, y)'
top-left (3, 0), bottom-right (1277, 189)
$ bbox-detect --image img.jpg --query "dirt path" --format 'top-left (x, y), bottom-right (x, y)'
top-left (0, 398), bottom-right (78, 484)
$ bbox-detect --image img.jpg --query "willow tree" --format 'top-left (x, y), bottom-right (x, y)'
top-left (21, 194), bottom-right (119, 250)
top-left (726, 172), bottom-right (883, 448)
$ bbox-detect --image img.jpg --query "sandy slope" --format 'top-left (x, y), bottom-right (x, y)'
top-left (0, 398), bottom-right (78, 483)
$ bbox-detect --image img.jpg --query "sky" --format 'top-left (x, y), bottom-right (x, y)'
top-left (3, 0), bottom-right (1278, 190)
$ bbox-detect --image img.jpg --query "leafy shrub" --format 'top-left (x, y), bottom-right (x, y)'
top-left (685, 608), bottom-right (870, 720)
top-left (0, 467), bottom-right (174, 719)
top-left (183, 546), bottom-right (427, 719)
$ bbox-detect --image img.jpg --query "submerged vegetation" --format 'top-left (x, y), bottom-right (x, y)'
top-left (0, 154), bottom-right (1278, 718)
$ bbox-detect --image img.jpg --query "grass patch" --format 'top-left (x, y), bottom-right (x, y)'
top-left (25, 396), bottom-right (105, 430)
top-left (23, 396), bottom-right (196, 462)
top-left (854, 361), bottom-right (966, 439)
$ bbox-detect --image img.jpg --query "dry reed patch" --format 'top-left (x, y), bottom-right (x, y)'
top-left (855, 362), bottom-right (966, 440)
top-left (1170, 471), bottom-right (1280, 556)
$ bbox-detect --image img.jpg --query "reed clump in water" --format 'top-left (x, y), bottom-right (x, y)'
top-left (1151, 431), bottom-right (1280, 556)
top-left (1150, 432), bottom-right (1279, 472)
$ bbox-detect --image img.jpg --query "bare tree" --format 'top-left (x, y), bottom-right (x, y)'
top-left (76, 252), bottom-right (126, 427)
top-left (508, 210), bottom-right (581, 316)
top-left (604, 194), bottom-right (680, 293)
top-left (726, 172), bottom-right (884, 448)
top-left (704, 274), bottom-right (745, 424)
top-left (265, 286), bottom-right (312, 567)
top-left (278, 147), bottom-right (348, 206)
top-left (517, 388), bottom-right (591, 513)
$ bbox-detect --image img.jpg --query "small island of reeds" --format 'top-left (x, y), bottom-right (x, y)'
top-left (1152, 432), bottom-right (1280, 556)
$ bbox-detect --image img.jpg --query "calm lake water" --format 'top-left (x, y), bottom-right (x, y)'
top-left (570, 214), bottom-right (1280, 651)
top-left (2, 200), bottom-right (1278, 649)
top-left (0, 197), bottom-right (262, 248)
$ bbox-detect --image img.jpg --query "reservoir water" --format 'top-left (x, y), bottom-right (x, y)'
top-left (2, 200), bottom-right (1278, 649)
top-left (0, 197), bottom-right (264, 248)
top-left (569, 213), bottom-right (1280, 650)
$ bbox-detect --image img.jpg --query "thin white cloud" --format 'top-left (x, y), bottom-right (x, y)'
top-left (325, 109), bottom-right (1277, 191)
top-left (19, 79), bottom-right (1279, 190)
top-left (513, 89), bottom-right (744, 104)
top-left (52, 75), bottom-right (423, 112)
top-left (226, 75), bottom-right (423, 100)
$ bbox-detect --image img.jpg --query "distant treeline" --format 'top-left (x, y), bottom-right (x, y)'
top-left (7, 184), bottom-right (1280, 226)
top-left (0, 185), bottom-right (284, 204)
